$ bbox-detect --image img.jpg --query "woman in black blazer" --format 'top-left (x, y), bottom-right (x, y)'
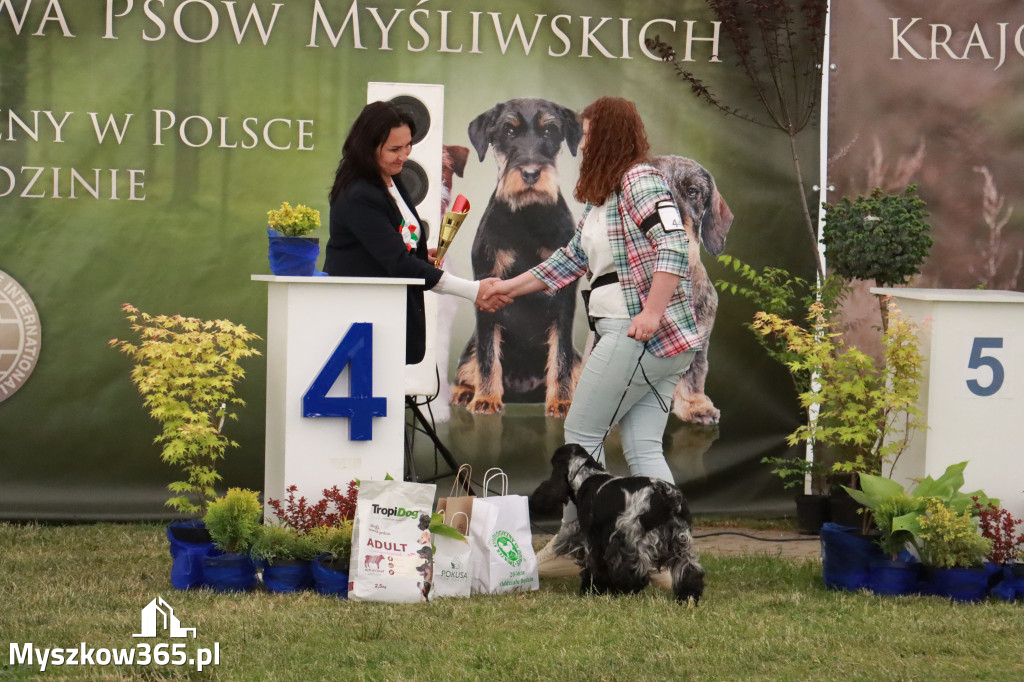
top-left (324, 101), bottom-right (507, 364)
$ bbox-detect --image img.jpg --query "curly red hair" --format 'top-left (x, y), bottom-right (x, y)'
top-left (574, 97), bottom-right (651, 205)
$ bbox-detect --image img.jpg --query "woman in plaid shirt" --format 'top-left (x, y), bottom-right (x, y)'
top-left (487, 97), bottom-right (701, 575)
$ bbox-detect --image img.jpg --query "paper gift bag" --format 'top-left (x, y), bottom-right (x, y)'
top-left (431, 511), bottom-right (473, 599)
top-left (469, 468), bottom-right (539, 595)
top-left (348, 479), bottom-right (436, 603)
top-left (435, 464), bottom-right (474, 536)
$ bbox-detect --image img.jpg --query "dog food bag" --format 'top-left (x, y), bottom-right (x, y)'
top-left (469, 469), bottom-right (539, 595)
top-left (348, 479), bottom-right (437, 603)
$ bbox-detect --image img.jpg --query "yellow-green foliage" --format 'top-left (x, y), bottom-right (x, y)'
top-left (267, 201), bottom-right (320, 236)
top-left (752, 299), bottom-right (926, 480)
top-left (109, 304), bottom-right (261, 516)
top-left (917, 498), bottom-right (992, 569)
top-left (204, 488), bottom-right (263, 554)
top-left (308, 522), bottom-right (354, 566)
top-left (250, 524), bottom-right (319, 564)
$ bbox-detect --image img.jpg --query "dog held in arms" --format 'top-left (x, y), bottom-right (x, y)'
top-left (530, 444), bottom-right (704, 603)
top-left (452, 98), bottom-right (584, 417)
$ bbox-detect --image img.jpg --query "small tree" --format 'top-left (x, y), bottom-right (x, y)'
top-left (109, 303), bottom-right (261, 516)
top-left (648, 0), bottom-right (828, 277)
top-left (752, 299), bottom-right (927, 485)
top-left (822, 185), bottom-right (932, 330)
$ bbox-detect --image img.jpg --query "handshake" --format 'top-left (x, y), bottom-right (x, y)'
top-left (474, 277), bottom-right (515, 313)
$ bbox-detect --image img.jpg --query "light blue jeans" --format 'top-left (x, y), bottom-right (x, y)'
top-left (559, 318), bottom-right (696, 526)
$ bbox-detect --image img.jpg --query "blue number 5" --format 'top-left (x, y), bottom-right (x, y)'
top-left (303, 322), bottom-right (387, 440)
top-left (966, 337), bottom-right (1004, 397)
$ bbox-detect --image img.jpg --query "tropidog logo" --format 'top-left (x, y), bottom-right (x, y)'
top-left (0, 270), bottom-right (41, 402)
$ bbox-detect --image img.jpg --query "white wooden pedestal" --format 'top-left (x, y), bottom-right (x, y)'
top-left (874, 287), bottom-right (1024, 519)
top-left (252, 275), bottom-right (422, 516)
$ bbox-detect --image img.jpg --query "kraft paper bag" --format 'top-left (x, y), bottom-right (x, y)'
top-left (434, 464), bottom-right (474, 536)
top-left (348, 479), bottom-right (437, 603)
top-left (469, 469), bottom-right (539, 595)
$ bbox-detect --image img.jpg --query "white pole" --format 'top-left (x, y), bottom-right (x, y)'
top-left (807, 0), bottom-right (833, 495)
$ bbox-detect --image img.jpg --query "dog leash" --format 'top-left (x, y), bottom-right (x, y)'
top-left (589, 341), bottom-right (671, 463)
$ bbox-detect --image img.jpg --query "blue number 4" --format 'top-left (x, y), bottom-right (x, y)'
top-left (303, 322), bottom-right (387, 440)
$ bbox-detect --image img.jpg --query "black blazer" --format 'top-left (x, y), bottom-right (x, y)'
top-left (323, 177), bottom-right (443, 364)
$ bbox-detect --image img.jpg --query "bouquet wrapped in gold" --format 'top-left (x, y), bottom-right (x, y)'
top-left (434, 194), bottom-right (470, 266)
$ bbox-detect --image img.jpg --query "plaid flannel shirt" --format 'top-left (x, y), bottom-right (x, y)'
top-left (529, 163), bottom-right (702, 357)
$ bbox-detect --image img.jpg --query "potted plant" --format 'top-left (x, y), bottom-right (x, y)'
top-left (266, 201), bottom-right (322, 276)
top-left (250, 524), bottom-right (318, 593)
top-left (109, 303), bottom-right (260, 589)
top-left (266, 481), bottom-right (359, 598)
top-left (822, 185), bottom-right (932, 331)
top-left (760, 453), bottom-right (834, 534)
top-left (753, 299), bottom-right (929, 533)
top-left (202, 488), bottom-right (263, 592)
top-left (975, 501), bottom-right (1024, 600)
top-left (917, 498), bottom-right (993, 602)
top-left (309, 523), bottom-right (354, 598)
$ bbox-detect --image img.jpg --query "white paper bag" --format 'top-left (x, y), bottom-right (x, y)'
top-left (348, 479), bottom-right (436, 603)
top-left (469, 469), bottom-right (539, 594)
top-left (431, 511), bottom-right (473, 599)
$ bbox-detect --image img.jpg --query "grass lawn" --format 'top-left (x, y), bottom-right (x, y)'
top-left (2, 523), bottom-right (1022, 681)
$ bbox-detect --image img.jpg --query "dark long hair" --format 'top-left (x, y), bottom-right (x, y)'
top-left (328, 101), bottom-right (417, 203)
top-left (574, 97), bottom-right (650, 205)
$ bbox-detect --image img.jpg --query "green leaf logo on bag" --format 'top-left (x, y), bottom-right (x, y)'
top-left (490, 530), bottom-right (523, 567)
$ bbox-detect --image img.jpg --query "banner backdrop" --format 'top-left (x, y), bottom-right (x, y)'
top-left (828, 0), bottom-right (1024, 347)
top-left (0, 0), bottom-right (818, 519)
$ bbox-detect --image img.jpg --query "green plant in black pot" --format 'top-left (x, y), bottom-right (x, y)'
top-left (204, 488), bottom-right (262, 555)
top-left (822, 185), bottom-right (932, 331)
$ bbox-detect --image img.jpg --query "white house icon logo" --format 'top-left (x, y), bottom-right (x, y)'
top-left (133, 597), bottom-right (196, 638)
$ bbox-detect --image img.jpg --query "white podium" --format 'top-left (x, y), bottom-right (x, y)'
top-left (874, 287), bottom-right (1024, 520)
top-left (252, 275), bottom-right (423, 515)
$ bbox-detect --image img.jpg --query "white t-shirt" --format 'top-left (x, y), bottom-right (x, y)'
top-left (580, 202), bottom-right (629, 319)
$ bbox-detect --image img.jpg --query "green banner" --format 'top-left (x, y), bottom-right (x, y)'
top-left (0, 0), bottom-right (817, 519)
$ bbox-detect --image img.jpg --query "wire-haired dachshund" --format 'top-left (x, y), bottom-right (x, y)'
top-left (452, 97), bottom-right (583, 417)
top-left (650, 155), bottom-right (733, 425)
top-left (530, 444), bottom-right (705, 604)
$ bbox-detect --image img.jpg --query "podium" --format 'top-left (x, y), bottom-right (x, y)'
top-left (874, 287), bottom-right (1024, 520)
top-left (252, 275), bottom-right (423, 515)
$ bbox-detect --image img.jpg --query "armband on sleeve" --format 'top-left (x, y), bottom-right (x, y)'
top-left (639, 199), bottom-right (686, 234)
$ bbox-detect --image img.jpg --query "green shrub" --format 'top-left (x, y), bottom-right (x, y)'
top-left (308, 522), bottom-right (353, 566)
top-left (204, 488), bottom-right (262, 554)
top-left (917, 498), bottom-right (992, 569)
top-left (250, 524), bottom-right (319, 564)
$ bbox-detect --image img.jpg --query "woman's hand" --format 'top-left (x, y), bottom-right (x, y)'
top-left (628, 308), bottom-right (662, 343)
top-left (427, 247), bottom-right (442, 265)
top-left (476, 278), bottom-right (513, 312)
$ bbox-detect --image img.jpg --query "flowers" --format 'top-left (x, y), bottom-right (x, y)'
top-left (267, 201), bottom-right (320, 237)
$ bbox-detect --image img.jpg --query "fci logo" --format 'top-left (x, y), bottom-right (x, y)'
top-left (0, 270), bottom-right (41, 402)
